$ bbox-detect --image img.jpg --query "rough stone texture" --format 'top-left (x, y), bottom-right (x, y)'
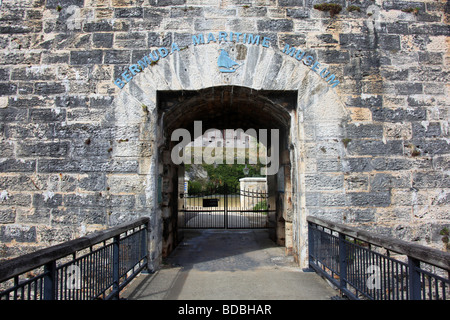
top-left (0, 0), bottom-right (448, 269)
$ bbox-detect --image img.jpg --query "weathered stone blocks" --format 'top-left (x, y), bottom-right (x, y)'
top-left (0, 225), bottom-right (36, 243)
top-left (70, 50), bottom-right (103, 65)
top-left (0, 0), bottom-right (447, 268)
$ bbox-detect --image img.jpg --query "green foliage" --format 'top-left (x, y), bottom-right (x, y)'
top-left (342, 138), bottom-right (352, 148)
top-left (203, 163), bottom-right (264, 190)
top-left (253, 200), bottom-right (268, 212)
top-left (313, 3), bottom-right (343, 17)
top-left (408, 144), bottom-right (421, 157)
top-left (347, 5), bottom-right (361, 12)
top-left (186, 161), bottom-right (265, 193)
top-left (188, 180), bottom-right (203, 194)
top-left (402, 7), bottom-right (420, 15)
top-left (184, 145), bottom-right (267, 192)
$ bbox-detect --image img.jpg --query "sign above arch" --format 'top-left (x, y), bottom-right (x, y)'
top-left (114, 31), bottom-right (341, 90)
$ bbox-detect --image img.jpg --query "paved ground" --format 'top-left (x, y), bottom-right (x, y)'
top-left (122, 229), bottom-right (338, 300)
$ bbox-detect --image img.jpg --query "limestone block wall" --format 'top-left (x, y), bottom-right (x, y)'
top-left (0, 0), bottom-right (448, 268)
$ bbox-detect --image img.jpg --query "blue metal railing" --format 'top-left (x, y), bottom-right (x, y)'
top-left (308, 216), bottom-right (450, 300)
top-left (0, 217), bottom-right (150, 300)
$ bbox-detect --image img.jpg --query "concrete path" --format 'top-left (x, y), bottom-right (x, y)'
top-left (122, 229), bottom-right (338, 300)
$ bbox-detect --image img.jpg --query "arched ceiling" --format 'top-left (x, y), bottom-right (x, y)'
top-left (158, 86), bottom-right (296, 139)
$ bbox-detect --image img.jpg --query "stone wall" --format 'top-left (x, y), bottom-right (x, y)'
top-left (0, 0), bottom-right (448, 268)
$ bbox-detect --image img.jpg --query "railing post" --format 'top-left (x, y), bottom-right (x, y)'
top-left (112, 235), bottom-right (120, 300)
top-left (308, 222), bottom-right (314, 268)
top-left (338, 233), bottom-right (348, 291)
top-left (408, 257), bottom-right (421, 300)
top-left (43, 261), bottom-right (56, 300)
top-left (142, 222), bottom-right (151, 273)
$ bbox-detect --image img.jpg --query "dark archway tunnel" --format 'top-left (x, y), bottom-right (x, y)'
top-left (156, 86), bottom-right (297, 257)
top-left (158, 86), bottom-right (296, 143)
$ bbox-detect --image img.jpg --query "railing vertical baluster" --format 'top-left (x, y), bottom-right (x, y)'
top-left (395, 262), bottom-right (399, 300)
top-left (34, 277), bottom-right (38, 300)
top-left (88, 250), bottom-right (92, 299)
top-left (112, 234), bottom-right (120, 300)
top-left (357, 242), bottom-right (361, 295)
top-left (98, 249), bottom-right (102, 298)
top-left (13, 276), bottom-right (18, 300)
top-left (62, 266), bottom-right (66, 300)
top-left (27, 278), bottom-right (31, 300)
top-left (360, 242), bottom-right (364, 297)
top-left (39, 276), bottom-right (43, 300)
top-left (408, 257), bottom-right (421, 300)
top-left (20, 284), bottom-right (24, 300)
top-left (338, 233), bottom-right (348, 292)
top-left (43, 261), bottom-right (56, 300)
top-left (308, 223), bottom-right (314, 268)
top-left (441, 277), bottom-right (446, 300)
top-left (421, 273), bottom-right (426, 299)
top-left (401, 264), bottom-right (405, 300)
top-left (141, 225), bottom-right (148, 271)
top-left (384, 257), bottom-right (388, 300)
top-left (387, 258), bottom-right (391, 300)
top-left (434, 276), bottom-right (439, 300)
top-left (96, 248), bottom-right (100, 299)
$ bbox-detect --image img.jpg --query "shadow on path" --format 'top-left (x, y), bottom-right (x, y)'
top-left (123, 229), bottom-right (338, 300)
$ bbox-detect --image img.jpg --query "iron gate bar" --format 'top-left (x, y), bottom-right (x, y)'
top-left (180, 183), bottom-right (274, 229)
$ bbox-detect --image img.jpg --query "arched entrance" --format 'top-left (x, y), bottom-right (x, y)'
top-left (112, 41), bottom-right (348, 270)
top-left (157, 86), bottom-right (296, 257)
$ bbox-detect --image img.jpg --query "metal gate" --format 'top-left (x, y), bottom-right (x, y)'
top-left (179, 184), bottom-right (275, 229)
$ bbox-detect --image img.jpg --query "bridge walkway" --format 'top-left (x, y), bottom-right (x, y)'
top-left (122, 229), bottom-right (338, 300)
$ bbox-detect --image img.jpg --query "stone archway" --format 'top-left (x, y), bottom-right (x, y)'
top-left (157, 86), bottom-right (295, 256)
top-left (112, 41), bottom-right (348, 269)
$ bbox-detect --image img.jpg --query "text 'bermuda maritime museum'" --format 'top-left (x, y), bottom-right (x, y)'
top-left (0, 0), bottom-right (448, 270)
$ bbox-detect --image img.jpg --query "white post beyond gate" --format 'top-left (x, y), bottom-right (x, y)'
top-left (239, 177), bottom-right (268, 209)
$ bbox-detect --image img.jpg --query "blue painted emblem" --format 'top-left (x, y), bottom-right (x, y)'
top-left (217, 49), bottom-right (240, 73)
